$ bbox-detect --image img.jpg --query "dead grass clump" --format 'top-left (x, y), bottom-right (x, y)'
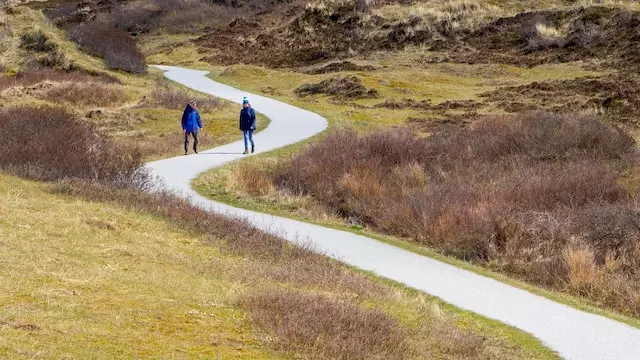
top-left (0, 69), bottom-right (91, 92)
top-left (144, 87), bottom-right (220, 112)
top-left (68, 21), bottom-right (146, 73)
top-left (271, 112), bottom-right (640, 315)
top-left (227, 162), bottom-right (276, 197)
top-left (38, 82), bottom-right (127, 107)
top-left (525, 23), bottom-right (568, 50)
top-left (241, 290), bottom-right (408, 360)
top-left (295, 76), bottom-right (379, 99)
top-left (0, 106), bottom-right (144, 184)
top-left (564, 244), bottom-right (599, 294)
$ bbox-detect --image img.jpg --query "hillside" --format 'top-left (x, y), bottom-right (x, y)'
top-left (2, 0), bottom-right (640, 357)
top-left (0, 1), bottom-right (567, 359)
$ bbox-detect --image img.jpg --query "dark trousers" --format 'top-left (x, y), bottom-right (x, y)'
top-left (184, 131), bottom-right (198, 152)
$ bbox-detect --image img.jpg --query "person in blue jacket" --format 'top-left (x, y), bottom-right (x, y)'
top-left (182, 101), bottom-right (202, 155)
top-left (239, 97), bottom-right (256, 154)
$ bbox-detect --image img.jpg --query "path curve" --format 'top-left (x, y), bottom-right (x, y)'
top-left (147, 66), bottom-right (640, 360)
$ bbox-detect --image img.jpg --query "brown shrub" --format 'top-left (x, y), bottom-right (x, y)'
top-left (38, 82), bottom-right (127, 107)
top-left (0, 69), bottom-right (116, 93)
top-left (143, 87), bottom-right (221, 112)
top-left (68, 21), bottom-right (146, 73)
top-left (0, 106), bottom-right (145, 184)
top-left (20, 30), bottom-right (57, 52)
top-left (99, 0), bottom-right (236, 34)
top-left (295, 76), bottom-right (379, 100)
top-left (227, 163), bottom-right (275, 197)
top-left (272, 112), bottom-right (640, 315)
top-left (241, 290), bottom-right (408, 360)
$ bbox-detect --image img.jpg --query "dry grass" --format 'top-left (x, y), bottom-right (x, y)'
top-left (37, 82), bottom-right (127, 107)
top-left (564, 244), bottom-right (599, 293)
top-left (527, 23), bottom-right (568, 49)
top-left (226, 162), bottom-right (276, 197)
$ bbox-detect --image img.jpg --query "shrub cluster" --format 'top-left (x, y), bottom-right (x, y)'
top-left (295, 76), bottom-right (379, 100)
top-left (241, 290), bottom-right (408, 360)
top-left (143, 87), bottom-right (221, 112)
top-left (19, 30), bottom-right (70, 69)
top-left (273, 112), bottom-right (640, 315)
top-left (20, 30), bottom-right (57, 52)
top-left (68, 22), bottom-right (146, 73)
top-left (38, 82), bottom-right (127, 107)
top-left (0, 106), bottom-right (145, 185)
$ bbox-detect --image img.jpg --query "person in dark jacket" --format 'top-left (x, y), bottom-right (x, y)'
top-left (182, 101), bottom-right (202, 155)
top-left (239, 97), bottom-right (256, 154)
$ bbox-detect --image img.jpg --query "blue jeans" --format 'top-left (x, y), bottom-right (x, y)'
top-left (243, 130), bottom-right (254, 149)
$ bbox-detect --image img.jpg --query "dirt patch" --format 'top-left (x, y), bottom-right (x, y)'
top-left (295, 76), bottom-right (379, 100)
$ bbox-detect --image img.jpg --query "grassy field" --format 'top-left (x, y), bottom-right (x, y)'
top-left (204, 60), bottom-right (603, 131)
top-left (0, 172), bottom-right (559, 359)
top-left (0, 174), bottom-right (280, 359)
top-left (1, 1), bottom-right (636, 357)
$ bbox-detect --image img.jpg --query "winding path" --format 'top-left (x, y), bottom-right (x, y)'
top-left (147, 66), bottom-right (640, 360)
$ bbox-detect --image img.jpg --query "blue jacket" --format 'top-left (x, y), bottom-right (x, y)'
top-left (182, 105), bottom-right (202, 133)
top-left (239, 107), bottom-right (256, 131)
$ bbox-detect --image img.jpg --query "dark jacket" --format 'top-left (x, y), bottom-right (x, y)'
top-left (182, 105), bottom-right (202, 133)
top-left (239, 107), bottom-right (256, 131)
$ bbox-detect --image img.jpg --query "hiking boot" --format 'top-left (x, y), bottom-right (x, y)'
top-left (251, 145), bottom-right (255, 153)
top-left (243, 148), bottom-right (248, 155)
top-left (194, 148), bottom-right (198, 154)
top-left (184, 151), bottom-right (188, 155)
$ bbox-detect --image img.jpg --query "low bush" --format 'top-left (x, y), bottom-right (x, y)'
top-left (0, 69), bottom-right (116, 93)
top-left (295, 76), bottom-right (379, 99)
top-left (241, 290), bottom-right (408, 360)
top-left (144, 87), bottom-right (220, 112)
top-left (38, 82), bottom-right (127, 107)
top-left (0, 106), bottom-right (145, 185)
top-left (20, 30), bottom-right (57, 52)
top-left (68, 21), bottom-right (146, 73)
top-left (269, 112), bottom-right (640, 316)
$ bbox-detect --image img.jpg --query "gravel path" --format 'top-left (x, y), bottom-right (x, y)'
top-left (147, 66), bottom-right (640, 360)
